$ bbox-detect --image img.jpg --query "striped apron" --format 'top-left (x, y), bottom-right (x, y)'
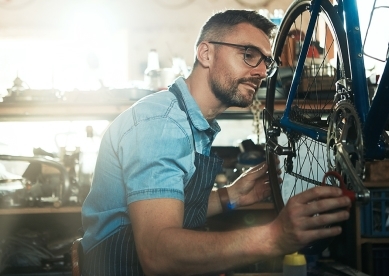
top-left (82, 85), bottom-right (223, 275)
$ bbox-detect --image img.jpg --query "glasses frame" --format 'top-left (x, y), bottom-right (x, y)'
top-left (208, 41), bottom-right (278, 77)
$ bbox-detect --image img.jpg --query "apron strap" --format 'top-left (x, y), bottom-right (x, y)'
top-left (169, 83), bottom-right (197, 150)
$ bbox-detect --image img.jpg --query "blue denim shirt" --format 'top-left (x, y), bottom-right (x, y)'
top-left (81, 77), bottom-right (221, 253)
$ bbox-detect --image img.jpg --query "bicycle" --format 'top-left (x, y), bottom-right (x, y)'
top-left (263, 0), bottom-right (388, 253)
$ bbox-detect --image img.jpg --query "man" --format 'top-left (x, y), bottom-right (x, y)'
top-left (81, 9), bottom-right (351, 275)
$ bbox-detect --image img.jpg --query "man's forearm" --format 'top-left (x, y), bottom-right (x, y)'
top-left (141, 223), bottom-right (280, 275)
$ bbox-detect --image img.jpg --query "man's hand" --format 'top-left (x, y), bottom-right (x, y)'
top-left (268, 186), bottom-right (352, 256)
top-left (228, 159), bottom-right (281, 208)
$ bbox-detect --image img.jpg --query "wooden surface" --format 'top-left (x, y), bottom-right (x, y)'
top-left (234, 273), bottom-right (283, 276)
top-left (365, 160), bottom-right (389, 182)
top-left (364, 181), bottom-right (389, 188)
top-left (0, 202), bottom-right (273, 215)
top-left (0, 206), bottom-right (81, 215)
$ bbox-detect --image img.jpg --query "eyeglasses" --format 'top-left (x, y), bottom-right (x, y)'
top-left (208, 41), bottom-right (278, 77)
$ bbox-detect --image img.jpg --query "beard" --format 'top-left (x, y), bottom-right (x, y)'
top-left (210, 75), bottom-right (260, 108)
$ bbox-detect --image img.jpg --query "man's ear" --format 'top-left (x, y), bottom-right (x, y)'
top-left (196, 42), bottom-right (213, 68)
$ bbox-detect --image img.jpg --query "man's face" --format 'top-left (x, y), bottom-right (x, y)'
top-left (209, 23), bottom-right (272, 108)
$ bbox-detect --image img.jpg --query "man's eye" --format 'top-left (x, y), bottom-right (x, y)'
top-left (245, 48), bottom-right (260, 60)
top-left (245, 53), bottom-right (254, 59)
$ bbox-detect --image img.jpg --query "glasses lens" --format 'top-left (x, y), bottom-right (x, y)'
top-left (244, 47), bottom-right (262, 67)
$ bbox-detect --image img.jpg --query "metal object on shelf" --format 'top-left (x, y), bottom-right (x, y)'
top-left (2, 89), bottom-right (64, 102)
top-left (0, 178), bottom-right (26, 208)
top-left (2, 76), bottom-right (63, 102)
top-left (0, 155), bottom-right (70, 208)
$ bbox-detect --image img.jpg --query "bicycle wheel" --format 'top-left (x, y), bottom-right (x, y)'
top-left (265, 0), bottom-right (351, 213)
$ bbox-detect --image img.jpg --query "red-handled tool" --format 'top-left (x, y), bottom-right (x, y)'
top-left (322, 171), bottom-right (356, 203)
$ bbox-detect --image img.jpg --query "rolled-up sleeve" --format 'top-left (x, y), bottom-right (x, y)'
top-left (118, 110), bottom-right (195, 205)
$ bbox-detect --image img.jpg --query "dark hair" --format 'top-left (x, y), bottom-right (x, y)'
top-left (192, 10), bottom-right (277, 66)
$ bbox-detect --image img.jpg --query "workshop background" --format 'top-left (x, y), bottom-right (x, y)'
top-left (0, 0), bottom-right (387, 275)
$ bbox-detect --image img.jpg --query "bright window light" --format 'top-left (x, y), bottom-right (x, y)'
top-left (0, 120), bottom-right (109, 156)
top-left (0, 1), bottom-right (128, 97)
top-left (357, 0), bottom-right (389, 73)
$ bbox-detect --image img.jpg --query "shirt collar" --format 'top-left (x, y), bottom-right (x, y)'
top-left (173, 77), bottom-right (221, 133)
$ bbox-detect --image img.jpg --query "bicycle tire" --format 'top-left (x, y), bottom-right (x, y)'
top-left (264, 0), bottom-right (351, 253)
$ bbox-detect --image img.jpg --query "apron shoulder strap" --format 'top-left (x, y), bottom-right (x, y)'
top-left (169, 83), bottom-right (197, 150)
top-left (169, 83), bottom-right (186, 112)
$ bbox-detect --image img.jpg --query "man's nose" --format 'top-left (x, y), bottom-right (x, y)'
top-left (250, 61), bottom-right (267, 79)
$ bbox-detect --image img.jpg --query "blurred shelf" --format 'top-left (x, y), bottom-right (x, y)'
top-left (0, 203), bottom-right (272, 215)
top-left (0, 206), bottom-right (81, 215)
top-left (0, 101), bottom-right (257, 121)
top-left (360, 237), bottom-right (389, 244)
top-left (363, 181), bottom-right (389, 188)
top-left (234, 274), bottom-right (282, 276)
top-left (0, 93), bottom-right (335, 122)
top-left (0, 100), bottom-right (134, 121)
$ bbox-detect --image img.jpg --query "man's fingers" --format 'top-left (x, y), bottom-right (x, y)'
top-left (274, 185), bottom-right (352, 253)
top-left (241, 162), bottom-right (268, 177)
top-left (304, 209), bottom-right (350, 229)
top-left (293, 186), bottom-right (344, 205)
top-left (261, 186), bottom-right (272, 198)
top-left (302, 196), bottom-right (351, 216)
top-left (300, 226), bottom-right (343, 244)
